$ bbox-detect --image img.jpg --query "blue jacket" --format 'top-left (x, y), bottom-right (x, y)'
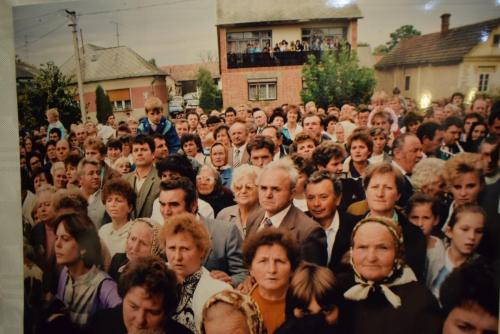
top-left (137, 116), bottom-right (180, 153)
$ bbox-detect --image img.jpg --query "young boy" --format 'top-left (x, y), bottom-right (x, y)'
top-left (137, 96), bottom-right (180, 153)
top-left (407, 193), bottom-right (445, 287)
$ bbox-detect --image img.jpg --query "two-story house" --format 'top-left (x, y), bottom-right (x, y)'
top-left (216, 0), bottom-right (362, 109)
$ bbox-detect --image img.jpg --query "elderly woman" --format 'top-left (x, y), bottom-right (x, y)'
top-left (201, 290), bottom-right (265, 334)
top-left (338, 217), bottom-right (442, 334)
top-left (107, 218), bottom-right (162, 282)
top-left (196, 164), bottom-right (235, 216)
top-left (216, 164), bottom-right (260, 237)
top-left (277, 262), bottom-right (343, 333)
top-left (411, 158), bottom-right (447, 199)
top-left (209, 142), bottom-right (233, 188)
top-left (161, 213), bottom-right (230, 333)
top-left (243, 229), bottom-right (301, 334)
top-left (54, 212), bottom-right (121, 328)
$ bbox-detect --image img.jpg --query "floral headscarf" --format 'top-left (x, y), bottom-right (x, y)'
top-left (129, 218), bottom-right (163, 257)
top-left (344, 216), bottom-right (417, 308)
top-left (201, 289), bottom-right (265, 334)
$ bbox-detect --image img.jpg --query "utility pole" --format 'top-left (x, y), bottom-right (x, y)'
top-left (65, 10), bottom-right (86, 122)
top-left (110, 21), bottom-right (120, 46)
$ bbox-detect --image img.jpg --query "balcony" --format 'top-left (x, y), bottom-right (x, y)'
top-left (227, 50), bottom-right (322, 69)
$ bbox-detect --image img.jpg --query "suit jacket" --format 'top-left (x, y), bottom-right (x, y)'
top-left (328, 211), bottom-right (358, 273)
top-left (216, 204), bottom-right (260, 238)
top-left (123, 167), bottom-right (160, 219)
top-left (246, 205), bottom-right (328, 266)
top-left (397, 175), bottom-right (414, 209)
top-left (200, 216), bottom-right (248, 286)
top-left (478, 179), bottom-right (500, 260)
top-left (228, 145), bottom-right (250, 167)
top-left (102, 163), bottom-right (121, 185)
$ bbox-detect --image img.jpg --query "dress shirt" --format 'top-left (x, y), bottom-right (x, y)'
top-left (258, 204), bottom-right (292, 231)
top-left (325, 211), bottom-right (340, 264)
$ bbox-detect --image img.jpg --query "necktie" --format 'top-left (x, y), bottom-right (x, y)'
top-left (234, 148), bottom-right (241, 168)
top-left (261, 217), bottom-right (273, 228)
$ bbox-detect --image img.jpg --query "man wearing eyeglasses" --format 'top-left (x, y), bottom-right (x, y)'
top-left (137, 96), bottom-right (180, 153)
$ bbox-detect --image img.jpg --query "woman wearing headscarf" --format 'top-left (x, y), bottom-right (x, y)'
top-left (337, 216), bottom-right (442, 334)
top-left (201, 290), bottom-right (264, 334)
top-left (196, 164), bottom-right (235, 216)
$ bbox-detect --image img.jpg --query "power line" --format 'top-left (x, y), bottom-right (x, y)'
top-left (78, 0), bottom-right (198, 17)
top-left (14, 9), bottom-right (64, 22)
top-left (15, 13), bottom-right (66, 35)
top-left (16, 20), bottom-right (67, 48)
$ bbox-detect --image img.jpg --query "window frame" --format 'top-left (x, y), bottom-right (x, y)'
top-left (478, 73), bottom-right (489, 92)
top-left (248, 79), bottom-right (277, 101)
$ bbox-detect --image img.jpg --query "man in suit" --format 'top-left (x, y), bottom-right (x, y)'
top-left (228, 121), bottom-right (250, 168)
top-left (363, 162), bottom-right (427, 281)
top-left (261, 125), bottom-right (288, 161)
top-left (305, 171), bottom-right (357, 273)
top-left (123, 135), bottom-right (160, 219)
top-left (158, 176), bottom-right (247, 286)
top-left (391, 133), bottom-right (423, 208)
top-left (246, 159), bottom-right (327, 266)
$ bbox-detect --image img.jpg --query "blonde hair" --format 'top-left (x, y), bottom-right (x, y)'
top-left (160, 213), bottom-right (211, 258)
top-left (50, 161), bottom-right (66, 177)
top-left (144, 96), bottom-right (163, 111)
top-left (46, 108), bottom-right (59, 120)
top-left (411, 158), bottom-right (445, 192)
top-left (231, 165), bottom-right (261, 193)
top-left (443, 153), bottom-right (483, 187)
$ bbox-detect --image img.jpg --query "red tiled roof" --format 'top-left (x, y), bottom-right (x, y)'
top-left (375, 17), bottom-right (500, 69)
top-left (160, 62), bottom-right (220, 82)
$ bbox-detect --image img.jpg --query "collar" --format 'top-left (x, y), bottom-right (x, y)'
top-left (391, 160), bottom-right (409, 176)
top-left (325, 210), bottom-right (340, 231)
top-left (367, 210), bottom-right (398, 223)
top-left (265, 204), bottom-right (292, 228)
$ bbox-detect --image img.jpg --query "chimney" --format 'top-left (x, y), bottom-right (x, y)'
top-left (441, 13), bottom-right (450, 35)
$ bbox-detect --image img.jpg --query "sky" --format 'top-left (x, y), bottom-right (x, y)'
top-left (13, 0), bottom-right (500, 68)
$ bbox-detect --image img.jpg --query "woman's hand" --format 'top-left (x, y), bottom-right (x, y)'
top-left (210, 270), bottom-right (232, 284)
top-left (237, 275), bottom-right (255, 294)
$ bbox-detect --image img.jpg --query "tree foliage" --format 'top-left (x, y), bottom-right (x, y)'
top-left (300, 44), bottom-right (376, 108)
top-left (17, 62), bottom-right (81, 131)
top-left (196, 68), bottom-right (222, 111)
top-left (95, 85), bottom-right (114, 124)
top-left (373, 44), bottom-right (389, 55)
top-left (386, 25), bottom-right (421, 51)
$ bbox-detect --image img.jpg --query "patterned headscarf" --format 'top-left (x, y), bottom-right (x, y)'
top-left (129, 218), bottom-right (163, 257)
top-left (344, 216), bottom-right (417, 308)
top-left (201, 290), bottom-right (265, 334)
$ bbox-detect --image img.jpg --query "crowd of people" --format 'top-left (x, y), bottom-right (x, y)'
top-left (19, 89), bottom-right (500, 334)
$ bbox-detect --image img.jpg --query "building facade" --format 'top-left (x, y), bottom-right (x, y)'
top-left (216, 0), bottom-right (362, 109)
top-left (60, 44), bottom-right (169, 122)
top-left (375, 15), bottom-right (500, 107)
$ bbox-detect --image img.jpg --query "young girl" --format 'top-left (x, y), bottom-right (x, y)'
top-left (46, 108), bottom-right (66, 141)
top-left (407, 194), bottom-right (445, 287)
top-left (429, 204), bottom-right (485, 299)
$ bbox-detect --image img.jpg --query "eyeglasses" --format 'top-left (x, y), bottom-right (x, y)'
top-left (234, 184), bottom-right (257, 192)
top-left (196, 175), bottom-right (215, 183)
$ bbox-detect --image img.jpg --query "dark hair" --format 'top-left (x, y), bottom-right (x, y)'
top-left (312, 142), bottom-right (346, 167)
top-left (246, 135), bottom-right (275, 156)
top-left (159, 176), bottom-right (197, 212)
top-left (46, 139), bottom-right (57, 149)
top-left (186, 110), bottom-right (200, 120)
top-left (262, 124), bottom-right (283, 139)
top-left (322, 114), bottom-right (338, 131)
top-left (290, 154), bottom-right (315, 176)
top-left (53, 212), bottom-right (103, 268)
top-left (213, 124), bottom-right (231, 141)
top-left (416, 122), bottom-right (442, 142)
top-left (180, 133), bottom-right (203, 153)
top-left (287, 104), bottom-right (302, 122)
top-left (64, 154), bottom-right (81, 168)
top-left (488, 106), bottom-right (500, 126)
top-left (440, 258), bottom-right (499, 318)
top-left (106, 138), bottom-right (122, 150)
top-left (270, 108), bottom-right (287, 124)
top-left (450, 92), bottom-right (464, 101)
top-left (49, 128), bottom-right (62, 138)
top-left (152, 133), bottom-right (166, 143)
top-left (406, 193), bottom-right (439, 217)
top-left (392, 132), bottom-right (418, 155)
top-left (207, 116), bottom-right (222, 126)
top-left (32, 167), bottom-right (53, 185)
top-left (448, 204), bottom-right (486, 229)
top-left (243, 229), bottom-right (300, 271)
top-left (305, 170), bottom-right (342, 196)
top-left (102, 178), bottom-right (136, 208)
top-left (466, 121), bottom-right (488, 144)
top-left (27, 151), bottom-right (44, 171)
top-left (347, 131), bottom-right (373, 153)
top-left (225, 107), bottom-right (236, 116)
top-left (403, 112), bottom-right (423, 128)
top-left (119, 256), bottom-right (180, 317)
top-left (442, 116), bottom-right (463, 131)
top-left (464, 112), bottom-right (484, 125)
top-left (156, 154), bottom-right (196, 184)
top-left (52, 189), bottom-right (88, 215)
top-left (131, 134), bottom-right (155, 153)
top-left (117, 124), bottom-right (131, 135)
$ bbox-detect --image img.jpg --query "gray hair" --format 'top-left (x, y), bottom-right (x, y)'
top-left (50, 161), bottom-right (66, 176)
top-left (256, 158), bottom-right (298, 189)
top-left (230, 164), bottom-right (261, 192)
top-left (411, 157), bottom-right (445, 191)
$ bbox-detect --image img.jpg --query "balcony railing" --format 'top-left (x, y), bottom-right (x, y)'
top-left (226, 42), bottom-right (352, 69)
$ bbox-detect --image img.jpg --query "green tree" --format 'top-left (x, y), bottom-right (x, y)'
top-left (196, 68), bottom-right (222, 111)
top-left (300, 43), bottom-right (376, 108)
top-left (386, 25), bottom-right (421, 51)
top-left (17, 61), bottom-right (81, 131)
top-left (373, 44), bottom-right (389, 55)
top-left (95, 85), bottom-right (114, 124)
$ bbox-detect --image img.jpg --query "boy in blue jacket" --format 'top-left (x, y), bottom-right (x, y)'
top-left (137, 96), bottom-right (180, 153)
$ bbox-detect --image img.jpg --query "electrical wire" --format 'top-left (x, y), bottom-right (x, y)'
top-left (16, 20), bottom-right (67, 48)
top-left (78, 0), bottom-right (198, 17)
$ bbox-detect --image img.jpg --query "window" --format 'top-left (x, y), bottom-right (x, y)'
top-left (405, 76), bottom-right (411, 91)
top-left (248, 79), bottom-right (277, 101)
top-left (227, 30), bottom-right (272, 53)
top-left (478, 73), bottom-right (489, 92)
top-left (107, 88), bottom-right (131, 111)
top-left (301, 27), bottom-right (346, 50)
top-left (493, 34), bottom-right (500, 46)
